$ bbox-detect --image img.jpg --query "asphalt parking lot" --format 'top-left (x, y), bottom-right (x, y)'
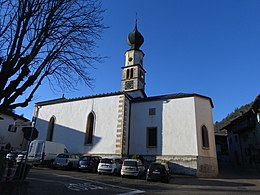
top-left (1, 166), bottom-right (260, 195)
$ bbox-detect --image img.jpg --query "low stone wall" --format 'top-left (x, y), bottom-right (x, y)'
top-left (141, 155), bottom-right (218, 177)
top-left (156, 155), bottom-right (197, 176)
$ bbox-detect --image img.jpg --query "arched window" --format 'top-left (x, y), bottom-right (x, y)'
top-left (126, 69), bottom-right (130, 79)
top-left (46, 116), bottom-right (55, 141)
top-left (201, 125), bottom-right (209, 148)
top-left (85, 112), bottom-right (95, 145)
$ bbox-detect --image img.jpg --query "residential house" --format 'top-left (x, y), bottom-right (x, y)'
top-left (220, 95), bottom-right (260, 169)
top-left (0, 110), bottom-right (29, 151)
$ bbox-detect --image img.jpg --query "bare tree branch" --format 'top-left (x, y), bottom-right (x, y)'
top-left (0, 0), bottom-right (106, 111)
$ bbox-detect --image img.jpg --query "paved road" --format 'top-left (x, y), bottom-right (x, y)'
top-left (1, 166), bottom-right (260, 195)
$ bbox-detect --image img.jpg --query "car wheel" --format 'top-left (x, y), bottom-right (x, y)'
top-left (50, 160), bottom-right (54, 168)
top-left (98, 172), bottom-right (101, 175)
top-left (92, 167), bottom-right (97, 173)
top-left (163, 177), bottom-right (169, 183)
top-left (113, 169), bottom-right (117, 176)
top-left (67, 163), bottom-right (73, 170)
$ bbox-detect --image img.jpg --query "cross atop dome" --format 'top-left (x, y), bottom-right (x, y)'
top-left (127, 19), bottom-right (144, 50)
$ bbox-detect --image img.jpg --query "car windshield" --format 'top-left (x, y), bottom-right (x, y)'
top-left (80, 156), bottom-right (91, 161)
top-left (57, 154), bottom-right (69, 158)
top-left (149, 164), bottom-right (165, 172)
top-left (100, 158), bottom-right (113, 164)
top-left (36, 143), bottom-right (43, 154)
top-left (124, 161), bottom-right (137, 167)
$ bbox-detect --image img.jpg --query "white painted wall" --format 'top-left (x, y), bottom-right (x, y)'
top-left (129, 97), bottom-right (198, 156)
top-left (0, 114), bottom-right (28, 150)
top-left (35, 95), bottom-right (121, 154)
top-left (129, 100), bottom-right (163, 155)
top-left (162, 97), bottom-right (198, 156)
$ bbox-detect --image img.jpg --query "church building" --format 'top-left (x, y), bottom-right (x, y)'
top-left (33, 23), bottom-right (218, 177)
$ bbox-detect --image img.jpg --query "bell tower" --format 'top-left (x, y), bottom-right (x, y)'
top-left (121, 21), bottom-right (146, 95)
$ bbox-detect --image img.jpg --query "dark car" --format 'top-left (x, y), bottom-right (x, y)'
top-left (146, 162), bottom-right (170, 183)
top-left (78, 155), bottom-right (101, 172)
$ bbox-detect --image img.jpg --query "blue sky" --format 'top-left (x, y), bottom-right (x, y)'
top-left (16, 0), bottom-right (260, 122)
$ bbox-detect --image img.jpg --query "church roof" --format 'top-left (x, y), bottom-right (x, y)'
top-left (35, 92), bottom-right (213, 108)
top-left (35, 91), bottom-right (124, 106)
top-left (131, 93), bottom-right (214, 108)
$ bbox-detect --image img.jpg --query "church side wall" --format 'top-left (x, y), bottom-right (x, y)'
top-left (129, 100), bottom-right (163, 155)
top-left (194, 97), bottom-right (218, 177)
top-left (160, 97), bottom-right (199, 175)
top-left (130, 97), bottom-right (201, 175)
top-left (35, 95), bottom-right (121, 155)
top-left (162, 97), bottom-right (198, 156)
top-left (129, 97), bottom-right (198, 156)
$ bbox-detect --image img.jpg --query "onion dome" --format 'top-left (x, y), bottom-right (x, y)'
top-left (127, 22), bottom-right (144, 50)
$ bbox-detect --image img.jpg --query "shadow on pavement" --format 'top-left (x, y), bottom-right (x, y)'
top-left (0, 180), bottom-right (29, 195)
top-left (217, 165), bottom-right (260, 179)
top-left (169, 164), bottom-right (260, 188)
top-left (171, 176), bottom-right (255, 187)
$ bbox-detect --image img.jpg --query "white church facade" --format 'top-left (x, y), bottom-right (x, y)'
top-left (33, 24), bottom-right (218, 177)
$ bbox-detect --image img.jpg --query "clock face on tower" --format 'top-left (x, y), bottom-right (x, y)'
top-left (125, 80), bottom-right (134, 90)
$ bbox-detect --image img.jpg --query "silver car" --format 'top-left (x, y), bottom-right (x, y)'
top-left (53, 153), bottom-right (80, 170)
top-left (121, 159), bottom-right (145, 177)
top-left (97, 157), bottom-right (122, 175)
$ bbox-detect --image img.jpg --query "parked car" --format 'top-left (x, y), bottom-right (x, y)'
top-left (121, 159), bottom-right (145, 177)
top-left (16, 151), bottom-right (27, 163)
top-left (28, 140), bottom-right (68, 166)
top-left (146, 162), bottom-right (170, 183)
top-left (78, 155), bottom-right (101, 172)
top-left (52, 153), bottom-right (80, 170)
top-left (6, 151), bottom-right (19, 161)
top-left (97, 157), bottom-right (122, 175)
top-left (6, 150), bottom-right (26, 163)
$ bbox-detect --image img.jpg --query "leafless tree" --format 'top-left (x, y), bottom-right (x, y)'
top-left (0, 0), bottom-right (106, 111)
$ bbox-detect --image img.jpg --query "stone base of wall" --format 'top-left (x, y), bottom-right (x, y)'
top-left (141, 155), bottom-right (218, 177)
top-left (90, 153), bottom-right (122, 158)
top-left (156, 155), bottom-right (197, 176)
top-left (197, 156), bottom-right (218, 177)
